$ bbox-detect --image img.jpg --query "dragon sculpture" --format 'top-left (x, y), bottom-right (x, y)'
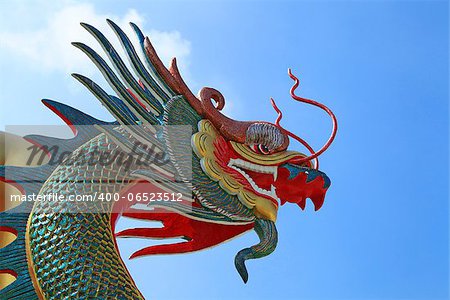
top-left (0, 20), bottom-right (337, 299)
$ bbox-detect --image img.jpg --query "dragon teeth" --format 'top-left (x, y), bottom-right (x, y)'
top-left (229, 159), bottom-right (277, 175)
top-left (228, 158), bottom-right (279, 200)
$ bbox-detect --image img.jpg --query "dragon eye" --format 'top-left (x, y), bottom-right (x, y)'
top-left (251, 144), bottom-right (271, 155)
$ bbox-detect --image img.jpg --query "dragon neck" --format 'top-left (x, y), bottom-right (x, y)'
top-left (25, 133), bottom-right (144, 300)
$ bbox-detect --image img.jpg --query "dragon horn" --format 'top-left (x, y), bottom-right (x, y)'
top-left (144, 36), bottom-right (254, 143)
top-left (143, 37), bottom-right (203, 113)
top-left (198, 87), bottom-right (253, 143)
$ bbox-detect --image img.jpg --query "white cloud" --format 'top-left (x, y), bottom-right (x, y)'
top-left (0, 2), bottom-right (191, 78)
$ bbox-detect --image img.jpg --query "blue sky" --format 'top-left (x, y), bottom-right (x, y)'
top-left (0, 1), bottom-right (448, 299)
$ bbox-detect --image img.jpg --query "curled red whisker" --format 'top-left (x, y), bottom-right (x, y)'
top-left (271, 97), bottom-right (318, 168)
top-left (285, 129), bottom-right (318, 169)
top-left (270, 98), bottom-right (283, 127)
top-left (287, 68), bottom-right (338, 169)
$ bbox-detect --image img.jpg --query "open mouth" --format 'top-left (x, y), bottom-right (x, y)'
top-left (228, 158), bottom-right (280, 202)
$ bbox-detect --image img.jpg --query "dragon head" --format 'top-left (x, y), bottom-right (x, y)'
top-left (141, 37), bottom-right (337, 223)
top-left (190, 71), bottom-right (336, 221)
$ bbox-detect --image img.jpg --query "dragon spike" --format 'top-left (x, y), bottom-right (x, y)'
top-left (71, 73), bottom-right (137, 126)
top-left (72, 42), bottom-right (159, 125)
top-left (106, 19), bottom-right (171, 104)
top-left (130, 22), bottom-right (175, 97)
top-left (71, 74), bottom-right (161, 148)
top-left (80, 21), bottom-right (162, 114)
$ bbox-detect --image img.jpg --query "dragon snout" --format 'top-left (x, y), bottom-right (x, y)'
top-left (274, 163), bottom-right (331, 211)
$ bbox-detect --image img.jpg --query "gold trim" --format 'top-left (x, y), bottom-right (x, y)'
top-left (0, 230), bottom-right (17, 249)
top-left (0, 182), bottom-right (23, 213)
top-left (25, 211), bottom-right (45, 300)
top-left (0, 272), bottom-right (16, 291)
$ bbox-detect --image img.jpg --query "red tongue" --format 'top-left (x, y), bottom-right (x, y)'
top-left (241, 169), bottom-right (274, 191)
